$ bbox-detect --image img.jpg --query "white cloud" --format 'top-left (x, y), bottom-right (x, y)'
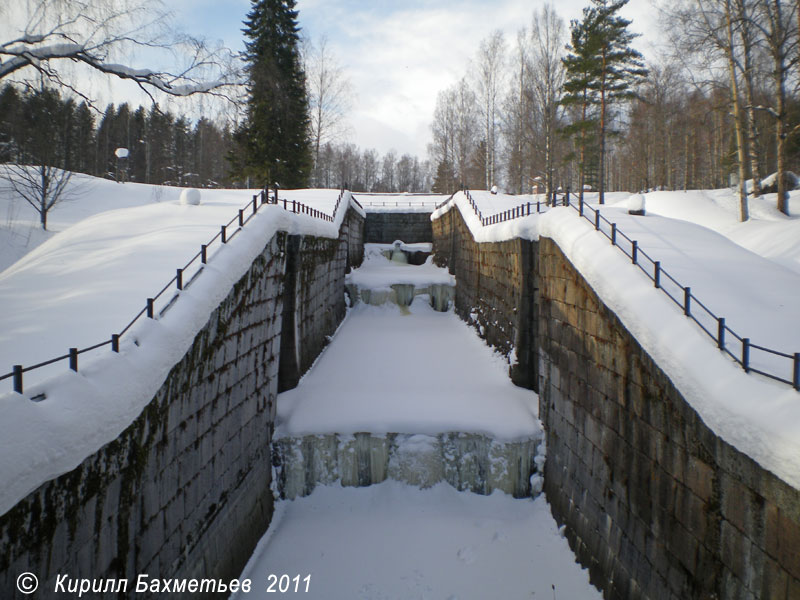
top-left (297, 0), bottom-right (657, 158)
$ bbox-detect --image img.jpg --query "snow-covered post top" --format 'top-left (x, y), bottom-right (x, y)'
top-left (628, 193), bottom-right (645, 216)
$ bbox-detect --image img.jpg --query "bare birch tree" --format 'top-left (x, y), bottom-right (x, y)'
top-left (0, 0), bottom-right (240, 102)
top-left (304, 35), bottom-right (353, 186)
top-left (662, 0), bottom-right (751, 220)
top-left (473, 30), bottom-right (505, 189)
top-left (529, 5), bottom-right (566, 199)
top-left (752, 0), bottom-right (799, 214)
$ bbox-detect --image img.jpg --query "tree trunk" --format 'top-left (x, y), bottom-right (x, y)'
top-left (684, 131), bottom-right (690, 191)
top-left (724, 0), bottom-right (749, 221)
top-left (776, 72), bottom-right (789, 215)
top-left (599, 55), bottom-right (607, 204)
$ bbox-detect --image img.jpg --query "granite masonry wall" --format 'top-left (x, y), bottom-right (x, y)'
top-left (431, 205), bottom-right (538, 390)
top-left (538, 236), bottom-right (800, 600)
top-left (364, 212), bottom-right (433, 244)
top-left (0, 208), bottom-right (364, 599)
top-left (278, 208), bottom-right (364, 392)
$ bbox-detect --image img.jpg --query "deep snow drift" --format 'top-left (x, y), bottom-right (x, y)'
top-left (231, 481), bottom-right (601, 600)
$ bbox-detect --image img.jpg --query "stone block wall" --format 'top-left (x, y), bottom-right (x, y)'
top-left (278, 208), bottom-right (364, 392)
top-left (0, 231), bottom-right (287, 599)
top-left (431, 206), bottom-right (538, 390)
top-left (538, 236), bottom-right (800, 600)
top-left (364, 212), bottom-right (433, 244)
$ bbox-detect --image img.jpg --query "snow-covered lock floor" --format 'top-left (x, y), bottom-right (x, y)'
top-left (238, 286), bottom-right (598, 597)
top-left (276, 301), bottom-right (538, 439)
top-left (231, 481), bottom-right (602, 600)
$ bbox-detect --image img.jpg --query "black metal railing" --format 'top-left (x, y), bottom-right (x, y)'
top-left (361, 201), bottom-right (440, 208)
top-left (435, 189), bottom-right (553, 224)
top-left (562, 195), bottom-right (800, 391)
top-left (1, 187), bottom-right (355, 395)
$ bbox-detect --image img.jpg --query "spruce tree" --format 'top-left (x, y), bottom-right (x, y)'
top-left (562, 0), bottom-right (646, 203)
top-left (236, 0), bottom-right (312, 188)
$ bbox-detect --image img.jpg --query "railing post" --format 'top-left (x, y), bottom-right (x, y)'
top-left (611, 223), bottom-right (617, 245)
top-left (579, 197), bottom-right (584, 216)
top-left (565, 187), bottom-right (570, 206)
top-left (292, 200), bottom-right (297, 213)
top-left (253, 195), bottom-right (258, 214)
top-left (717, 317), bottom-right (725, 350)
top-left (743, 338), bottom-right (750, 372)
top-left (147, 298), bottom-right (155, 319)
top-left (654, 261), bottom-right (661, 288)
top-left (176, 268), bottom-right (183, 291)
top-left (537, 201), bottom-right (541, 213)
top-left (69, 348), bottom-right (78, 372)
top-left (201, 244), bottom-right (207, 264)
top-left (283, 198), bottom-right (287, 210)
top-left (595, 210), bottom-right (600, 230)
top-left (13, 365), bottom-right (23, 394)
top-left (684, 287), bottom-right (691, 316)
top-left (221, 225), bottom-right (227, 243)
top-left (239, 209), bottom-right (244, 227)
top-left (112, 334), bottom-right (120, 353)
top-left (527, 202), bottom-right (531, 216)
top-left (794, 353), bottom-right (800, 391)
top-left (632, 240), bottom-right (638, 264)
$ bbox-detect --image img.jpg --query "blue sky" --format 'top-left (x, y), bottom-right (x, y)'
top-left (138, 0), bottom-right (660, 158)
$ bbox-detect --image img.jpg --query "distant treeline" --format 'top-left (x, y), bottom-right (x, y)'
top-left (0, 84), bottom-right (237, 188)
top-left (0, 84), bottom-right (433, 192)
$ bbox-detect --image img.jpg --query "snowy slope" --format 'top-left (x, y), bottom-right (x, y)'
top-left (608, 188), bottom-right (800, 273)
top-left (0, 181), bottom-right (362, 517)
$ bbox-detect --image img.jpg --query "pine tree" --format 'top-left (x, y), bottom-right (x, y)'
top-left (592, 0), bottom-right (646, 203)
top-left (561, 17), bottom-right (601, 202)
top-left (562, 0), bottom-right (646, 203)
top-left (235, 0), bottom-right (312, 188)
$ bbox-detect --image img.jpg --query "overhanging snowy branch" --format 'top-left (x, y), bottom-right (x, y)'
top-left (0, 0), bottom-right (244, 101)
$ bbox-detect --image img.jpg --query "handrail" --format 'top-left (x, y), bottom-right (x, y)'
top-left (434, 189), bottom-right (555, 225)
top-left (1, 188), bottom-right (356, 395)
top-left (561, 196), bottom-right (800, 391)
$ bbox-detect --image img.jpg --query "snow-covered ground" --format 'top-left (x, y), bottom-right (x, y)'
top-left (276, 300), bottom-right (539, 440)
top-left (231, 481), bottom-right (601, 600)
